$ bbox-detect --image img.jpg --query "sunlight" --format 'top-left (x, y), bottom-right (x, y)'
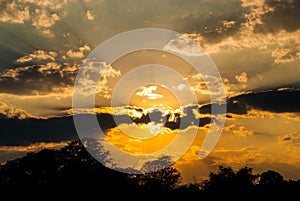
top-left (129, 84), bottom-right (180, 110)
top-left (105, 123), bottom-right (178, 154)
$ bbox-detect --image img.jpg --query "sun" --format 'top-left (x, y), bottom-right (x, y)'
top-left (103, 84), bottom-right (183, 154)
top-left (129, 84), bottom-right (180, 110)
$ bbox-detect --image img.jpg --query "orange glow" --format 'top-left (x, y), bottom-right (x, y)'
top-left (129, 84), bottom-right (180, 110)
top-left (106, 124), bottom-right (178, 154)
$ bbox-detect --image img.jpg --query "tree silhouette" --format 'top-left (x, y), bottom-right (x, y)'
top-left (0, 149), bottom-right (60, 185)
top-left (131, 156), bottom-right (181, 192)
top-left (235, 166), bottom-right (257, 191)
top-left (259, 170), bottom-right (284, 186)
top-left (202, 166), bottom-right (258, 193)
top-left (0, 139), bottom-right (134, 192)
top-left (202, 166), bottom-right (236, 192)
top-left (257, 170), bottom-right (284, 192)
top-left (1, 141), bottom-right (300, 194)
top-left (0, 140), bottom-right (182, 193)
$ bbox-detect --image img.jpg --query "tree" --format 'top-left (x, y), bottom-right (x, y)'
top-left (133, 156), bottom-right (181, 192)
top-left (202, 166), bottom-right (257, 192)
top-left (235, 166), bottom-right (257, 191)
top-left (202, 166), bottom-right (236, 192)
top-left (259, 170), bottom-right (284, 186)
top-left (257, 170), bottom-right (284, 192)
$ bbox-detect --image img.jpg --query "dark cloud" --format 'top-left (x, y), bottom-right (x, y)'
top-left (93, 0), bottom-right (245, 43)
top-left (0, 63), bottom-right (76, 95)
top-left (0, 116), bottom-right (78, 146)
top-left (0, 45), bottom-right (90, 95)
top-left (231, 89), bottom-right (300, 113)
top-left (199, 89), bottom-right (300, 116)
top-left (1, 89), bottom-right (298, 146)
top-left (0, 108), bottom-right (212, 146)
top-left (254, 0), bottom-right (300, 33)
top-left (200, 101), bottom-right (248, 115)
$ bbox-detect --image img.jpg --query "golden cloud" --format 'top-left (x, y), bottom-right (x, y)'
top-left (95, 65), bottom-right (122, 99)
top-left (0, 101), bottom-right (33, 119)
top-left (235, 72), bottom-right (248, 84)
top-left (86, 10), bottom-right (95, 21)
top-left (0, 91), bottom-right (73, 118)
top-left (31, 9), bottom-right (61, 36)
top-left (229, 109), bottom-right (300, 122)
top-left (0, 0), bottom-right (70, 36)
top-left (17, 50), bottom-right (57, 63)
top-left (224, 124), bottom-right (254, 137)
top-left (135, 85), bottom-right (163, 100)
top-left (272, 48), bottom-right (297, 64)
top-left (222, 20), bottom-right (236, 29)
top-left (278, 133), bottom-right (300, 147)
top-left (65, 45), bottom-right (91, 59)
top-left (0, 141), bottom-right (68, 152)
top-left (0, 66), bottom-right (33, 80)
top-left (22, 0), bottom-right (68, 9)
top-left (0, 0), bottom-right (30, 24)
top-left (182, 0), bottom-right (300, 70)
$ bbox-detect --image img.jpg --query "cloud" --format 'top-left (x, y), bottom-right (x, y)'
top-left (189, 28), bottom-right (300, 58)
top-left (0, 101), bottom-right (32, 119)
top-left (0, 0), bottom-right (30, 23)
top-left (0, 66), bottom-right (33, 81)
top-left (272, 48), bottom-right (297, 64)
top-left (278, 133), bottom-right (300, 146)
top-left (240, 0), bottom-right (273, 32)
top-left (198, 89), bottom-right (300, 120)
top-left (0, 62), bottom-right (74, 95)
top-left (0, 141), bottom-right (68, 164)
top-left (211, 147), bottom-right (271, 165)
top-left (185, 74), bottom-right (225, 96)
top-left (223, 124), bottom-right (254, 137)
top-left (86, 10), bottom-right (95, 21)
top-left (235, 72), bottom-right (248, 84)
top-left (254, 0), bottom-right (300, 33)
top-left (163, 34), bottom-right (204, 56)
top-left (228, 89), bottom-right (300, 113)
top-left (65, 45), bottom-right (91, 59)
top-left (0, 141), bottom-right (68, 152)
top-left (21, 0), bottom-right (69, 9)
top-left (0, 111), bottom-right (161, 146)
top-left (176, 0), bottom-right (245, 42)
top-left (37, 62), bottom-right (61, 74)
top-left (0, 45), bottom-right (92, 95)
top-left (75, 61), bottom-right (121, 99)
top-left (135, 85), bottom-right (163, 100)
top-left (0, 92), bottom-right (75, 119)
top-left (181, 0), bottom-right (300, 77)
top-left (17, 50), bottom-right (57, 63)
top-left (222, 20), bottom-right (236, 29)
top-left (0, 0), bottom-right (68, 36)
top-left (31, 9), bottom-right (61, 36)
top-left (228, 109), bottom-right (300, 122)
top-left (0, 115), bottom-right (78, 146)
top-left (213, 146), bottom-right (261, 154)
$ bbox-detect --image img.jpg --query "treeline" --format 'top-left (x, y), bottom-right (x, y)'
top-left (0, 140), bottom-right (299, 193)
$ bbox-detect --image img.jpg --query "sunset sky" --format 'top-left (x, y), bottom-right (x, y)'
top-left (0, 0), bottom-right (300, 183)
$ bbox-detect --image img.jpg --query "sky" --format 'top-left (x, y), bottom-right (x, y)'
top-left (0, 0), bottom-right (300, 183)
